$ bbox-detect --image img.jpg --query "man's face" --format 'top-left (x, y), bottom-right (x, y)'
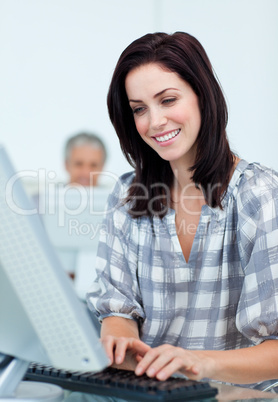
top-left (65, 145), bottom-right (105, 186)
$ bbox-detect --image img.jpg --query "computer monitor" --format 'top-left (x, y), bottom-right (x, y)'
top-left (0, 146), bottom-right (109, 400)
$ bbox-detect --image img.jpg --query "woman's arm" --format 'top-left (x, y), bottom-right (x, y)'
top-left (134, 340), bottom-right (278, 383)
top-left (101, 316), bottom-right (150, 371)
top-left (100, 317), bottom-right (278, 383)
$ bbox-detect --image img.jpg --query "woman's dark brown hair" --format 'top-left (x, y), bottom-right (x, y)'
top-left (107, 32), bottom-right (234, 217)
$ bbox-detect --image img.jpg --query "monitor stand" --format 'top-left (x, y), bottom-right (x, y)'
top-left (0, 356), bottom-right (64, 401)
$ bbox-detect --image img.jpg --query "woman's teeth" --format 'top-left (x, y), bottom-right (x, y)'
top-left (155, 129), bottom-right (180, 143)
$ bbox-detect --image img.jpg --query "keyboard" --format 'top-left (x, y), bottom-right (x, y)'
top-left (24, 363), bottom-right (218, 401)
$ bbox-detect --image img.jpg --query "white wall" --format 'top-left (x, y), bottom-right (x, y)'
top-left (1, 0), bottom-right (277, 191)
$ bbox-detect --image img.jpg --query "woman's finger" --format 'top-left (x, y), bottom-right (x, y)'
top-left (101, 336), bottom-right (151, 368)
top-left (155, 356), bottom-right (200, 381)
top-left (113, 337), bottom-right (131, 364)
top-left (144, 347), bottom-right (183, 378)
top-left (135, 347), bottom-right (162, 375)
top-left (101, 335), bottom-right (117, 364)
top-left (135, 345), bottom-right (201, 380)
top-left (131, 339), bottom-right (151, 356)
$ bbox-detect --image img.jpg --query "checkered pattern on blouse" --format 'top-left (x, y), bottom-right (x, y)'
top-left (87, 160), bottom-right (278, 352)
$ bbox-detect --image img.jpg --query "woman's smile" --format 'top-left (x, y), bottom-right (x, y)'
top-left (152, 128), bottom-right (181, 144)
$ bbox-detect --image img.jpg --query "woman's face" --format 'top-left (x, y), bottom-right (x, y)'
top-left (125, 63), bottom-right (201, 166)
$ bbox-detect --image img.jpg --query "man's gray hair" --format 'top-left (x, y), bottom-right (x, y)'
top-left (64, 132), bottom-right (107, 162)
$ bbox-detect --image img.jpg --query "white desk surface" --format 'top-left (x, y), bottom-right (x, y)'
top-left (215, 382), bottom-right (278, 400)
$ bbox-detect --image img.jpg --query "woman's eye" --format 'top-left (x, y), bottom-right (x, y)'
top-left (133, 107), bottom-right (145, 115)
top-left (162, 98), bottom-right (176, 105)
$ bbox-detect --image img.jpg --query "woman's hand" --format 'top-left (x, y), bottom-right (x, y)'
top-left (101, 335), bottom-right (151, 371)
top-left (134, 344), bottom-right (215, 381)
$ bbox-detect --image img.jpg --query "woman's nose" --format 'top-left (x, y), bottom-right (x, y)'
top-left (149, 108), bottom-right (167, 130)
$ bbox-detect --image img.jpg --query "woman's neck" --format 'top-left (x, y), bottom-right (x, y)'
top-left (170, 156), bottom-right (198, 198)
top-left (169, 155), bottom-right (241, 206)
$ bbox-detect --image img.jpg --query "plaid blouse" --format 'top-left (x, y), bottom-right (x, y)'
top-left (87, 160), bottom-right (278, 354)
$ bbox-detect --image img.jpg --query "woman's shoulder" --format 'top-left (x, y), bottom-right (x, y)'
top-left (107, 171), bottom-right (135, 202)
top-left (231, 160), bottom-right (278, 212)
top-left (116, 170), bottom-right (135, 190)
top-left (104, 171), bottom-right (136, 225)
top-left (235, 160), bottom-right (278, 191)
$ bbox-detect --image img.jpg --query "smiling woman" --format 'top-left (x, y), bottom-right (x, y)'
top-left (87, 32), bottom-right (278, 390)
top-left (107, 32), bottom-right (233, 217)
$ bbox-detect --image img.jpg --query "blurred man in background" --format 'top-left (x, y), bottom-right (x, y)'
top-left (62, 132), bottom-right (108, 332)
top-left (65, 132), bottom-right (107, 186)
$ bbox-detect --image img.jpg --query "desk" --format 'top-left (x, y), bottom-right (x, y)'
top-left (214, 383), bottom-right (278, 400)
top-left (63, 384), bottom-right (278, 401)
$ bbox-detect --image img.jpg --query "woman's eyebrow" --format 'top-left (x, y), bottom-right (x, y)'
top-left (154, 88), bottom-right (179, 98)
top-left (129, 88), bottom-right (179, 103)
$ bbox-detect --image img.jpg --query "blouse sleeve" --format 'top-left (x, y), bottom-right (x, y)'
top-left (236, 166), bottom-right (278, 345)
top-left (86, 173), bottom-right (145, 324)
